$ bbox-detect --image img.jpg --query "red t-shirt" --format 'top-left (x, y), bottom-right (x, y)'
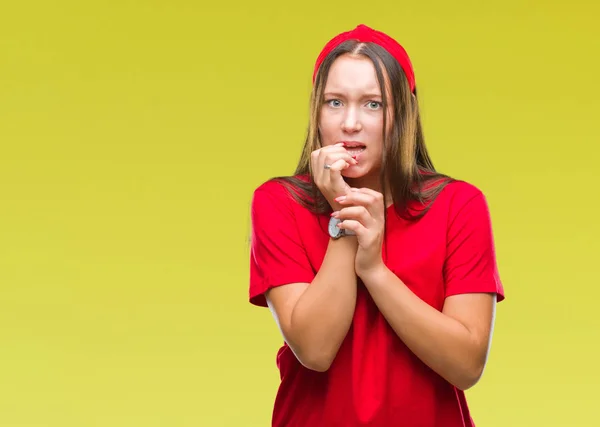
top-left (248, 176), bottom-right (505, 427)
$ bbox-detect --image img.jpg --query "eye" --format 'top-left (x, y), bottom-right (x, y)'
top-left (325, 99), bottom-right (343, 108)
top-left (367, 101), bottom-right (382, 110)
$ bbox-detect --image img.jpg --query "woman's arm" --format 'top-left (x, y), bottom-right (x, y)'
top-left (265, 235), bottom-right (358, 372)
top-left (334, 186), bottom-right (502, 390)
top-left (360, 266), bottom-right (496, 390)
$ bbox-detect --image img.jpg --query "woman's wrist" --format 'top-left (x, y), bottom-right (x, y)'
top-left (357, 261), bottom-right (388, 284)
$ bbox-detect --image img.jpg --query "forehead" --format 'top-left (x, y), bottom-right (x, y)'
top-left (324, 54), bottom-right (383, 95)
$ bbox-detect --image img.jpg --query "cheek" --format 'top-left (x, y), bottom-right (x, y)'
top-left (365, 116), bottom-right (385, 138)
top-left (318, 115), bottom-right (337, 142)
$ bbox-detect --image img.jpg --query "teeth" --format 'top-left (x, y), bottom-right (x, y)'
top-left (346, 147), bottom-right (365, 155)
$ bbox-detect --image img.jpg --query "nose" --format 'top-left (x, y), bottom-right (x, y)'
top-left (341, 106), bottom-right (362, 133)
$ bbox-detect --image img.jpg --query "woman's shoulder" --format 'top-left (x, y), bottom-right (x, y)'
top-left (440, 179), bottom-right (485, 201)
top-left (251, 174), bottom-right (312, 210)
top-left (409, 173), bottom-right (486, 215)
top-left (429, 178), bottom-right (493, 222)
top-left (253, 174), bottom-right (309, 195)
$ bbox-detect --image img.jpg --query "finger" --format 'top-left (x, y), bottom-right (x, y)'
top-left (322, 151), bottom-right (357, 168)
top-left (353, 187), bottom-right (385, 201)
top-left (329, 158), bottom-right (350, 172)
top-left (337, 191), bottom-right (383, 219)
top-left (318, 144), bottom-right (346, 161)
top-left (337, 191), bottom-right (376, 207)
top-left (348, 188), bottom-right (385, 207)
top-left (313, 147), bottom-right (346, 180)
top-left (311, 148), bottom-right (324, 180)
top-left (325, 157), bottom-right (356, 190)
top-left (320, 142), bottom-right (356, 159)
top-left (337, 219), bottom-right (366, 237)
top-left (325, 158), bottom-right (350, 188)
top-left (333, 205), bottom-right (375, 228)
top-left (315, 146), bottom-right (354, 179)
top-left (311, 143), bottom-right (354, 172)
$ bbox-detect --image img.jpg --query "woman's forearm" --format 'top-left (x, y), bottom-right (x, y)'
top-left (360, 265), bottom-right (495, 390)
top-left (288, 236), bottom-right (358, 371)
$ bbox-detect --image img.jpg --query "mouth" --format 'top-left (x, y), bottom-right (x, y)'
top-left (341, 141), bottom-right (366, 156)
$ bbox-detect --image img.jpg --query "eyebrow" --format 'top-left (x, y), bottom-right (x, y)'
top-left (323, 91), bottom-right (382, 99)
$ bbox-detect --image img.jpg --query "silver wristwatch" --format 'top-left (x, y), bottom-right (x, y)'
top-left (328, 216), bottom-right (355, 239)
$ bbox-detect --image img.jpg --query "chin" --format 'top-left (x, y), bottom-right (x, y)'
top-left (341, 166), bottom-right (367, 179)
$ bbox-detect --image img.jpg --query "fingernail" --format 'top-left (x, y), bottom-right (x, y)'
top-left (330, 211), bottom-right (339, 217)
top-left (335, 196), bottom-right (346, 202)
top-left (350, 188), bottom-right (360, 192)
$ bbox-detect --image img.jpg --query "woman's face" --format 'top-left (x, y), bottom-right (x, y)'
top-left (319, 54), bottom-right (389, 181)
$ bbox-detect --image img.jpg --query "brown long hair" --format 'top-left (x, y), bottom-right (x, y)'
top-left (272, 40), bottom-right (453, 220)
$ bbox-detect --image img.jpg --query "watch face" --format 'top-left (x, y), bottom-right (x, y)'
top-left (328, 216), bottom-right (342, 238)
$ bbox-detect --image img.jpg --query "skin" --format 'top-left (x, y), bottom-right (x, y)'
top-left (318, 54), bottom-right (389, 193)
top-left (266, 54), bottom-right (497, 390)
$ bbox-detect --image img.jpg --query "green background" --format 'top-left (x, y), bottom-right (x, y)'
top-left (1, 1), bottom-right (598, 425)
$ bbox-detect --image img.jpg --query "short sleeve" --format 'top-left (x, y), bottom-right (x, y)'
top-left (248, 182), bottom-right (316, 307)
top-left (443, 188), bottom-right (505, 302)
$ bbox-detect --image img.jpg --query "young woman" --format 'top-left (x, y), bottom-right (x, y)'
top-left (248, 24), bottom-right (505, 427)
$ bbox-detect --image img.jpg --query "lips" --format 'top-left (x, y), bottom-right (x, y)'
top-left (341, 141), bottom-right (366, 156)
top-left (342, 141), bottom-right (365, 148)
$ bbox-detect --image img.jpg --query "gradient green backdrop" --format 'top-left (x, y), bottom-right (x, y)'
top-left (1, 1), bottom-right (599, 426)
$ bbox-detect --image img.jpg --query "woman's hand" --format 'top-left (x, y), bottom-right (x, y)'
top-left (311, 143), bottom-right (358, 210)
top-left (332, 188), bottom-right (386, 277)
